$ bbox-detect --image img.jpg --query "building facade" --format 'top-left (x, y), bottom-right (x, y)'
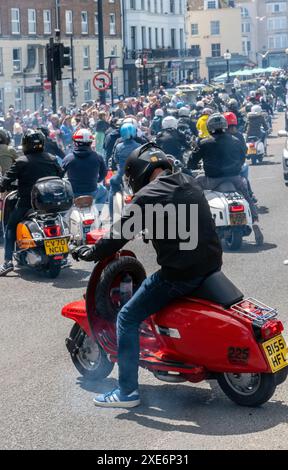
top-left (256, 0), bottom-right (288, 68)
top-left (122, 0), bottom-right (192, 95)
top-left (0, 0), bottom-right (123, 114)
top-left (237, 0), bottom-right (258, 65)
top-left (186, 0), bottom-right (251, 80)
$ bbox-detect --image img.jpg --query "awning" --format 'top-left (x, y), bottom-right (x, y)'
top-left (213, 66), bottom-right (282, 82)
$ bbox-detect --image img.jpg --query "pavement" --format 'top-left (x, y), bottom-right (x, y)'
top-left (1, 114), bottom-right (288, 450)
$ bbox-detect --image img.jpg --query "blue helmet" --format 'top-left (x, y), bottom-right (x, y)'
top-left (176, 101), bottom-right (185, 109)
top-left (120, 123), bottom-right (137, 140)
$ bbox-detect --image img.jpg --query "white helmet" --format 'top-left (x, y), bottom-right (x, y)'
top-left (251, 105), bottom-right (262, 114)
top-left (123, 117), bottom-right (138, 128)
top-left (72, 128), bottom-right (94, 146)
top-left (179, 107), bottom-right (190, 117)
top-left (155, 108), bottom-right (164, 117)
top-left (162, 116), bottom-right (178, 130)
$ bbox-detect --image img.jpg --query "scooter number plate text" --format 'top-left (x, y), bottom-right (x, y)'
top-left (44, 238), bottom-right (69, 256)
top-left (262, 334), bottom-right (288, 373)
top-left (230, 213), bottom-right (247, 226)
top-left (247, 149), bottom-right (257, 155)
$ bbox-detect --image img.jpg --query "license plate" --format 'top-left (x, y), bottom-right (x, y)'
top-left (262, 335), bottom-right (288, 373)
top-left (44, 238), bottom-right (69, 256)
top-left (247, 148), bottom-right (257, 155)
top-left (230, 213), bottom-right (247, 226)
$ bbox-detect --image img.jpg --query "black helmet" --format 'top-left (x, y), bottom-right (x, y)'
top-left (0, 129), bottom-right (10, 145)
top-left (124, 143), bottom-right (172, 194)
top-left (37, 126), bottom-right (49, 139)
top-left (207, 113), bottom-right (228, 134)
top-left (22, 129), bottom-right (45, 155)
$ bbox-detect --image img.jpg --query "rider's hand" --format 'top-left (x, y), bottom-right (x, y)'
top-left (71, 245), bottom-right (97, 262)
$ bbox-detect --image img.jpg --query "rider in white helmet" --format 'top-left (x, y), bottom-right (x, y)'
top-left (150, 108), bottom-right (165, 135)
top-left (156, 115), bottom-right (190, 160)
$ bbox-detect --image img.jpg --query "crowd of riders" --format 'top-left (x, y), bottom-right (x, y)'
top-left (0, 70), bottom-right (287, 276)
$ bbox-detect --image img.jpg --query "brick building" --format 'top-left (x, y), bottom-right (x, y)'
top-left (0, 0), bottom-right (123, 114)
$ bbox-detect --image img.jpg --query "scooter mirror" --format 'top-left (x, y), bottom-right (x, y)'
top-left (278, 130), bottom-right (288, 137)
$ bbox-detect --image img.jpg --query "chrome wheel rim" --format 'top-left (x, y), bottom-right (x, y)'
top-left (76, 336), bottom-right (101, 371)
top-left (224, 373), bottom-right (261, 396)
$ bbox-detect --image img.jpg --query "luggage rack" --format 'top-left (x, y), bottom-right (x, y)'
top-left (231, 298), bottom-right (278, 324)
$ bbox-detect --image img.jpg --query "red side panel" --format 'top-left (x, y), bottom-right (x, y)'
top-left (152, 299), bottom-right (269, 373)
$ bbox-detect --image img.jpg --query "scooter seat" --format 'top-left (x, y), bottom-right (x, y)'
top-left (189, 271), bottom-right (243, 308)
top-left (204, 181), bottom-right (236, 192)
top-left (212, 182), bottom-right (236, 192)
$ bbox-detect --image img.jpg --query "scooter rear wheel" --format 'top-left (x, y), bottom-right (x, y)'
top-left (68, 323), bottom-right (114, 380)
top-left (225, 230), bottom-right (243, 251)
top-left (217, 372), bottom-right (276, 406)
top-left (47, 259), bottom-right (61, 279)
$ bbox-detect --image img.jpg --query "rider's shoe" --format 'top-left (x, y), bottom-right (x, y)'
top-left (252, 224), bottom-right (264, 246)
top-left (93, 388), bottom-right (140, 408)
top-left (0, 261), bottom-right (14, 277)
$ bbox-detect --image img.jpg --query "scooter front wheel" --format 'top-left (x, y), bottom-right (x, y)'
top-left (217, 372), bottom-right (276, 407)
top-left (68, 324), bottom-right (114, 381)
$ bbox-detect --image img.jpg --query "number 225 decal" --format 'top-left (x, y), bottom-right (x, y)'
top-left (228, 347), bottom-right (250, 364)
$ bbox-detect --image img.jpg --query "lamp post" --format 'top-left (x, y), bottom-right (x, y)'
top-left (223, 49), bottom-right (232, 83)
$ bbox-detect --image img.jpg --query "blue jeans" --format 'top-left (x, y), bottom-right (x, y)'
top-left (74, 184), bottom-right (107, 212)
top-left (4, 206), bottom-right (30, 261)
top-left (109, 172), bottom-right (123, 218)
top-left (240, 163), bottom-right (249, 180)
top-left (116, 270), bottom-right (205, 395)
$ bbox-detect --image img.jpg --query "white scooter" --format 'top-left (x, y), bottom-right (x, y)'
top-left (67, 195), bottom-right (100, 246)
top-left (246, 135), bottom-right (266, 165)
top-left (204, 181), bottom-right (253, 251)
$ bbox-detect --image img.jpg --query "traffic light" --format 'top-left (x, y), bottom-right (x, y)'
top-left (60, 44), bottom-right (71, 68)
top-left (45, 41), bottom-right (71, 82)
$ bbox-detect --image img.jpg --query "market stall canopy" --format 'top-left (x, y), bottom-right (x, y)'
top-left (213, 67), bottom-right (282, 82)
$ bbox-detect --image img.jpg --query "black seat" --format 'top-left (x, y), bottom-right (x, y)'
top-left (213, 181), bottom-right (236, 192)
top-left (190, 271), bottom-right (243, 308)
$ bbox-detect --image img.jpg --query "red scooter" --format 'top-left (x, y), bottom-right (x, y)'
top-left (62, 237), bottom-right (288, 407)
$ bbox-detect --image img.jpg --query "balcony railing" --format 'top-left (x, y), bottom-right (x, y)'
top-left (125, 47), bottom-right (201, 61)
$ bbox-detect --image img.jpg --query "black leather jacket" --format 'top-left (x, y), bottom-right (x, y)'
top-left (0, 152), bottom-right (63, 207)
top-left (89, 170), bottom-right (222, 281)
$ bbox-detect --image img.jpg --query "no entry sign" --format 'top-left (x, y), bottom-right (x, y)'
top-left (93, 71), bottom-right (111, 91)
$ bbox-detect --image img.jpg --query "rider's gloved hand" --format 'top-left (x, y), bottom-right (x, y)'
top-left (71, 245), bottom-right (97, 262)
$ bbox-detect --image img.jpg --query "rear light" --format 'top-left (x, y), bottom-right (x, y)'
top-left (44, 225), bottom-right (61, 237)
top-left (124, 195), bottom-right (133, 204)
top-left (83, 219), bottom-right (95, 226)
top-left (54, 255), bottom-right (63, 260)
top-left (86, 228), bottom-right (109, 245)
top-left (229, 204), bottom-right (245, 213)
top-left (249, 143), bottom-right (255, 148)
top-left (261, 320), bottom-right (284, 341)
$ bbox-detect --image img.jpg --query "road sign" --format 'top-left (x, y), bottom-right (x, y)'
top-left (43, 79), bottom-right (51, 91)
top-left (93, 71), bottom-right (111, 91)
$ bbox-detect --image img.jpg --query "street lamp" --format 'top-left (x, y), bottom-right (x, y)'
top-left (223, 49), bottom-right (232, 83)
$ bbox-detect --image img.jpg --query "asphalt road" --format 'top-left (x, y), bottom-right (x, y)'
top-left (1, 115), bottom-right (288, 450)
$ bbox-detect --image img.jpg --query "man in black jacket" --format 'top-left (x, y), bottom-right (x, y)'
top-left (72, 143), bottom-right (222, 408)
top-left (0, 130), bottom-right (63, 276)
top-left (156, 116), bottom-right (191, 162)
top-left (190, 114), bottom-right (263, 244)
